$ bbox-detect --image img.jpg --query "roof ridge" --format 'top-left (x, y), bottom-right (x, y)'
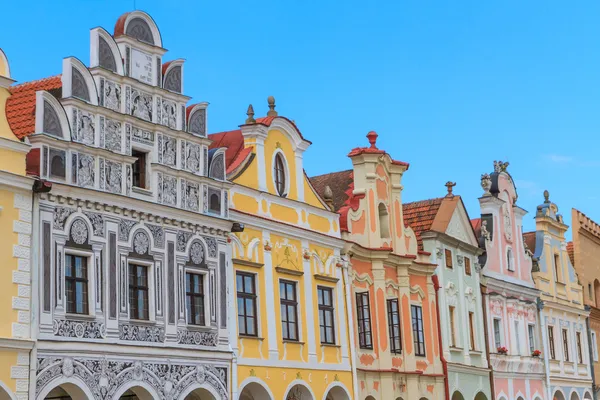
top-left (10, 74), bottom-right (61, 90)
top-left (403, 197), bottom-right (445, 206)
top-left (310, 169), bottom-right (353, 179)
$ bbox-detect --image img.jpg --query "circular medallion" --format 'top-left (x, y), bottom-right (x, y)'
top-left (62, 358), bottom-right (74, 377)
top-left (74, 322), bottom-right (85, 338)
top-left (71, 219), bottom-right (88, 244)
top-left (190, 242), bottom-right (204, 265)
top-left (134, 232), bottom-right (150, 254)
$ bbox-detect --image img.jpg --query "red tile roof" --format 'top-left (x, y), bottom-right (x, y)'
top-left (309, 170), bottom-right (354, 212)
top-left (6, 75), bottom-right (62, 139)
top-left (471, 218), bottom-right (481, 238)
top-left (208, 129), bottom-right (252, 175)
top-left (402, 198), bottom-right (444, 250)
top-left (113, 12), bottom-right (130, 38)
top-left (523, 231), bottom-right (537, 254)
top-left (567, 241), bottom-right (574, 266)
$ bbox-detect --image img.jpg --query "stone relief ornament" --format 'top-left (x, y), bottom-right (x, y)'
top-left (202, 236), bottom-right (218, 258)
top-left (147, 224), bottom-right (165, 248)
top-left (490, 298), bottom-right (503, 316)
top-left (78, 153), bottom-right (95, 189)
top-left (189, 109), bottom-right (206, 136)
top-left (43, 101), bottom-right (62, 138)
top-left (164, 65), bottom-right (182, 93)
top-left (185, 143), bottom-right (201, 174)
top-left (105, 161), bottom-right (122, 194)
top-left (119, 323), bottom-right (164, 343)
top-left (481, 173), bottom-right (492, 196)
top-left (130, 88), bottom-right (153, 122)
top-left (162, 99), bottom-right (177, 129)
top-left (177, 329), bottom-right (218, 346)
top-left (54, 207), bottom-right (75, 230)
top-left (53, 319), bottom-right (106, 339)
top-left (481, 220), bottom-right (491, 241)
top-left (104, 80), bottom-right (121, 112)
top-left (70, 219), bottom-right (89, 245)
top-left (132, 126), bottom-right (154, 146)
top-left (119, 219), bottom-right (137, 241)
top-left (98, 38), bottom-right (117, 73)
top-left (160, 135), bottom-right (177, 166)
top-left (126, 165), bottom-right (132, 196)
top-left (186, 182), bottom-right (200, 212)
top-left (83, 212), bottom-right (104, 237)
top-left (73, 109), bottom-right (95, 146)
top-left (502, 203), bottom-right (512, 241)
top-left (104, 118), bottom-right (122, 152)
top-left (190, 241), bottom-right (205, 265)
top-left (36, 356), bottom-right (228, 400)
top-left (133, 231), bottom-right (150, 255)
top-left (160, 174), bottom-right (178, 206)
top-left (72, 68), bottom-right (90, 101)
top-left (210, 154), bottom-right (225, 181)
top-left (177, 231), bottom-right (193, 252)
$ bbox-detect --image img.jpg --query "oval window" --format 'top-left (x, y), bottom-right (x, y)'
top-left (274, 153), bottom-right (286, 197)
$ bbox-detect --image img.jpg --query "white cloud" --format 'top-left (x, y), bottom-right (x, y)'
top-left (544, 154), bottom-right (573, 163)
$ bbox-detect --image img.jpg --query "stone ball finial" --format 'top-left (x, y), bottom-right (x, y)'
top-left (267, 96), bottom-right (277, 117)
top-left (245, 104), bottom-right (256, 124)
top-left (544, 189), bottom-right (550, 203)
top-left (367, 131), bottom-right (378, 149)
top-left (445, 181), bottom-right (456, 197)
top-left (323, 185), bottom-right (333, 200)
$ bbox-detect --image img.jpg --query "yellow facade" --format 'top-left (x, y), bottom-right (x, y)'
top-left (0, 48), bottom-right (35, 400)
top-left (225, 108), bottom-right (355, 400)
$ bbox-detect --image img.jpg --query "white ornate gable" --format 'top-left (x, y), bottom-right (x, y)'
top-left (445, 204), bottom-right (478, 247)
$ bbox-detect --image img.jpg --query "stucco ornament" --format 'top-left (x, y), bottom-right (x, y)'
top-left (62, 357), bottom-right (75, 377)
top-left (71, 219), bottom-right (89, 244)
top-left (502, 203), bottom-right (512, 241)
top-left (195, 365), bottom-right (206, 383)
top-left (481, 220), bottom-right (491, 241)
top-left (133, 231), bottom-right (150, 254)
top-left (481, 173), bottom-right (492, 196)
top-left (190, 241), bottom-right (205, 265)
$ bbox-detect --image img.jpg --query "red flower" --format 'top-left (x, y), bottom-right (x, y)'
top-left (497, 346), bottom-right (508, 354)
top-left (532, 349), bottom-right (542, 357)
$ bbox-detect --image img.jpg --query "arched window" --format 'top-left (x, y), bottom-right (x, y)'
top-left (378, 203), bottom-right (390, 238)
top-left (274, 153), bottom-right (286, 197)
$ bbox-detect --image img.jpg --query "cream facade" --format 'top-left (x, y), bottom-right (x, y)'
top-left (0, 48), bottom-right (35, 400)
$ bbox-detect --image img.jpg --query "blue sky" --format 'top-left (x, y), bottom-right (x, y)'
top-left (3, 0), bottom-right (600, 237)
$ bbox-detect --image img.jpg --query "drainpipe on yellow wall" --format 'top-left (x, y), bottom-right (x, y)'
top-left (341, 257), bottom-right (359, 399)
top-left (432, 275), bottom-right (449, 400)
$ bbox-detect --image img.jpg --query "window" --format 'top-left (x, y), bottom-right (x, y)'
top-left (387, 299), bottom-right (402, 354)
top-left (493, 319), bottom-right (502, 349)
top-left (577, 332), bottom-right (583, 364)
top-left (412, 305), bottom-right (426, 356)
top-left (548, 326), bottom-right (556, 359)
top-left (562, 328), bottom-right (569, 361)
top-left (449, 306), bottom-right (457, 347)
top-left (528, 324), bottom-right (535, 354)
top-left (209, 193), bottom-right (220, 213)
top-left (469, 312), bottom-right (476, 351)
top-left (280, 280), bottom-right (298, 341)
top-left (65, 254), bottom-right (88, 314)
top-left (236, 272), bottom-right (257, 336)
top-left (507, 248), bottom-right (514, 271)
top-left (592, 331), bottom-right (599, 362)
top-left (50, 151), bottom-right (66, 179)
top-left (378, 204), bottom-right (390, 238)
top-left (356, 292), bottom-right (373, 349)
top-left (129, 264), bottom-right (149, 320)
top-left (132, 150), bottom-right (147, 188)
top-left (318, 287), bottom-right (336, 344)
top-left (589, 283), bottom-right (593, 300)
top-left (515, 320), bottom-right (521, 354)
top-left (445, 249), bottom-right (453, 269)
top-left (274, 153), bottom-right (286, 197)
top-left (554, 254), bottom-right (561, 282)
top-left (186, 273), bottom-right (205, 326)
top-left (465, 257), bottom-right (471, 276)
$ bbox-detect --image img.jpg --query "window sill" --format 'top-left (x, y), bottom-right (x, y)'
top-left (234, 258), bottom-right (263, 269)
top-left (469, 349), bottom-right (482, 355)
top-left (128, 319), bottom-right (155, 325)
top-left (314, 274), bottom-right (339, 283)
top-left (185, 325), bottom-right (214, 332)
top-left (240, 335), bottom-right (264, 340)
top-left (275, 266), bottom-right (304, 276)
top-left (449, 346), bottom-right (463, 352)
top-left (65, 313), bottom-right (96, 321)
top-left (320, 343), bottom-right (341, 348)
top-left (283, 339), bottom-right (305, 345)
top-left (132, 186), bottom-right (152, 196)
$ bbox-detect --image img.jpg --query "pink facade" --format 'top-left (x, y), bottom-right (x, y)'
top-left (475, 162), bottom-right (547, 400)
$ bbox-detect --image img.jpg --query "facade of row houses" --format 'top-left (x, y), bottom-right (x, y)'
top-left (571, 208), bottom-right (600, 400)
top-left (403, 184), bottom-right (492, 400)
top-left (473, 162), bottom-right (546, 400)
top-left (524, 194), bottom-right (592, 400)
top-left (311, 131), bottom-right (445, 400)
top-left (210, 100), bottom-right (355, 400)
top-left (0, 48), bottom-right (35, 400)
top-left (4, 12), bottom-right (234, 400)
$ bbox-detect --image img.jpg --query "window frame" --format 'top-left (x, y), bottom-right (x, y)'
top-left (317, 286), bottom-right (336, 345)
top-left (131, 148), bottom-right (149, 189)
top-left (464, 256), bottom-right (471, 276)
top-left (449, 305), bottom-right (457, 347)
top-left (506, 247), bottom-right (514, 272)
top-left (387, 298), bottom-right (402, 354)
top-left (279, 279), bottom-right (299, 341)
top-left (493, 318), bottom-right (502, 349)
top-left (577, 331), bottom-right (583, 364)
top-left (128, 263), bottom-right (150, 321)
top-left (528, 324), bottom-right (536, 355)
top-left (273, 151), bottom-right (287, 197)
top-left (562, 328), bottom-right (570, 362)
top-left (468, 311), bottom-right (476, 351)
top-left (554, 253), bottom-right (562, 283)
top-left (185, 271), bottom-right (206, 326)
top-left (356, 291), bottom-right (373, 349)
top-left (548, 326), bottom-right (556, 359)
top-left (411, 304), bottom-right (426, 357)
top-left (64, 253), bottom-right (89, 315)
top-left (236, 271), bottom-right (258, 337)
top-left (445, 249), bottom-right (453, 269)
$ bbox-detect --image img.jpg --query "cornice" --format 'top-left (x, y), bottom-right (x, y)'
top-left (152, 164), bottom-right (233, 189)
top-left (0, 170), bottom-right (35, 191)
top-left (421, 231), bottom-right (483, 255)
top-left (30, 134), bottom-right (137, 164)
top-left (0, 135), bottom-right (30, 154)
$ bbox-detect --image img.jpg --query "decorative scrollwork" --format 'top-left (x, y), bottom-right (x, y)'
top-left (119, 323), bottom-right (164, 343)
top-left (54, 207), bottom-right (74, 230)
top-left (203, 236), bottom-right (218, 258)
top-left (190, 241), bottom-right (205, 265)
top-left (177, 328), bottom-right (218, 346)
top-left (71, 219), bottom-right (89, 245)
top-left (133, 231), bottom-right (150, 254)
top-left (53, 319), bottom-right (106, 339)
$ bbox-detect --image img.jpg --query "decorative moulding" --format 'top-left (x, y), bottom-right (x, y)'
top-left (233, 258), bottom-right (263, 269)
top-left (275, 266), bottom-right (304, 277)
top-left (314, 274), bottom-right (339, 283)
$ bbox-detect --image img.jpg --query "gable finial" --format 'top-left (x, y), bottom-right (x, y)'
top-left (445, 181), bottom-right (456, 197)
top-left (267, 96), bottom-right (277, 117)
top-left (245, 104), bottom-right (256, 124)
top-left (323, 185), bottom-right (334, 210)
top-left (543, 189), bottom-right (550, 203)
top-left (366, 131), bottom-right (378, 149)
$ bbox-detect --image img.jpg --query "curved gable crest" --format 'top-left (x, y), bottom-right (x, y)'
top-left (187, 103), bottom-right (208, 137)
top-left (163, 59), bottom-right (184, 93)
top-left (115, 11), bottom-right (163, 48)
top-left (90, 27), bottom-right (124, 75)
top-left (62, 57), bottom-right (99, 105)
top-left (0, 48), bottom-right (11, 80)
top-left (35, 91), bottom-right (71, 140)
top-left (267, 117), bottom-right (310, 152)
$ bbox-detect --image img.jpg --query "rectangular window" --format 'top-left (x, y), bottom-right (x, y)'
top-left (449, 306), bottom-right (457, 347)
top-left (493, 318), bottom-right (502, 349)
top-left (469, 312), bottom-right (476, 351)
top-left (412, 305), bottom-right (426, 356)
top-left (317, 286), bottom-right (335, 345)
top-left (186, 273), bottom-right (205, 326)
top-left (465, 257), bottom-right (471, 276)
top-left (589, 283), bottom-right (593, 300)
top-left (65, 254), bottom-right (88, 314)
top-left (129, 264), bottom-right (149, 320)
top-left (528, 324), bottom-right (536, 354)
top-left (280, 280), bottom-right (298, 341)
top-left (562, 328), bottom-right (569, 361)
top-left (132, 149), bottom-right (147, 189)
top-left (548, 326), bottom-right (556, 359)
top-left (515, 320), bottom-right (521, 354)
top-left (577, 332), bottom-right (583, 364)
top-left (592, 331), bottom-right (599, 362)
top-left (236, 272), bottom-right (257, 336)
top-left (387, 298), bottom-right (402, 354)
top-left (554, 254), bottom-right (561, 283)
top-left (445, 249), bottom-right (453, 269)
top-left (356, 292), bottom-right (373, 349)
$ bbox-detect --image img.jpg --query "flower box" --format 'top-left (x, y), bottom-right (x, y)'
top-left (497, 346), bottom-right (508, 355)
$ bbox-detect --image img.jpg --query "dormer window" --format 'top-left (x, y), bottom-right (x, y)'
top-left (274, 153), bottom-right (286, 197)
